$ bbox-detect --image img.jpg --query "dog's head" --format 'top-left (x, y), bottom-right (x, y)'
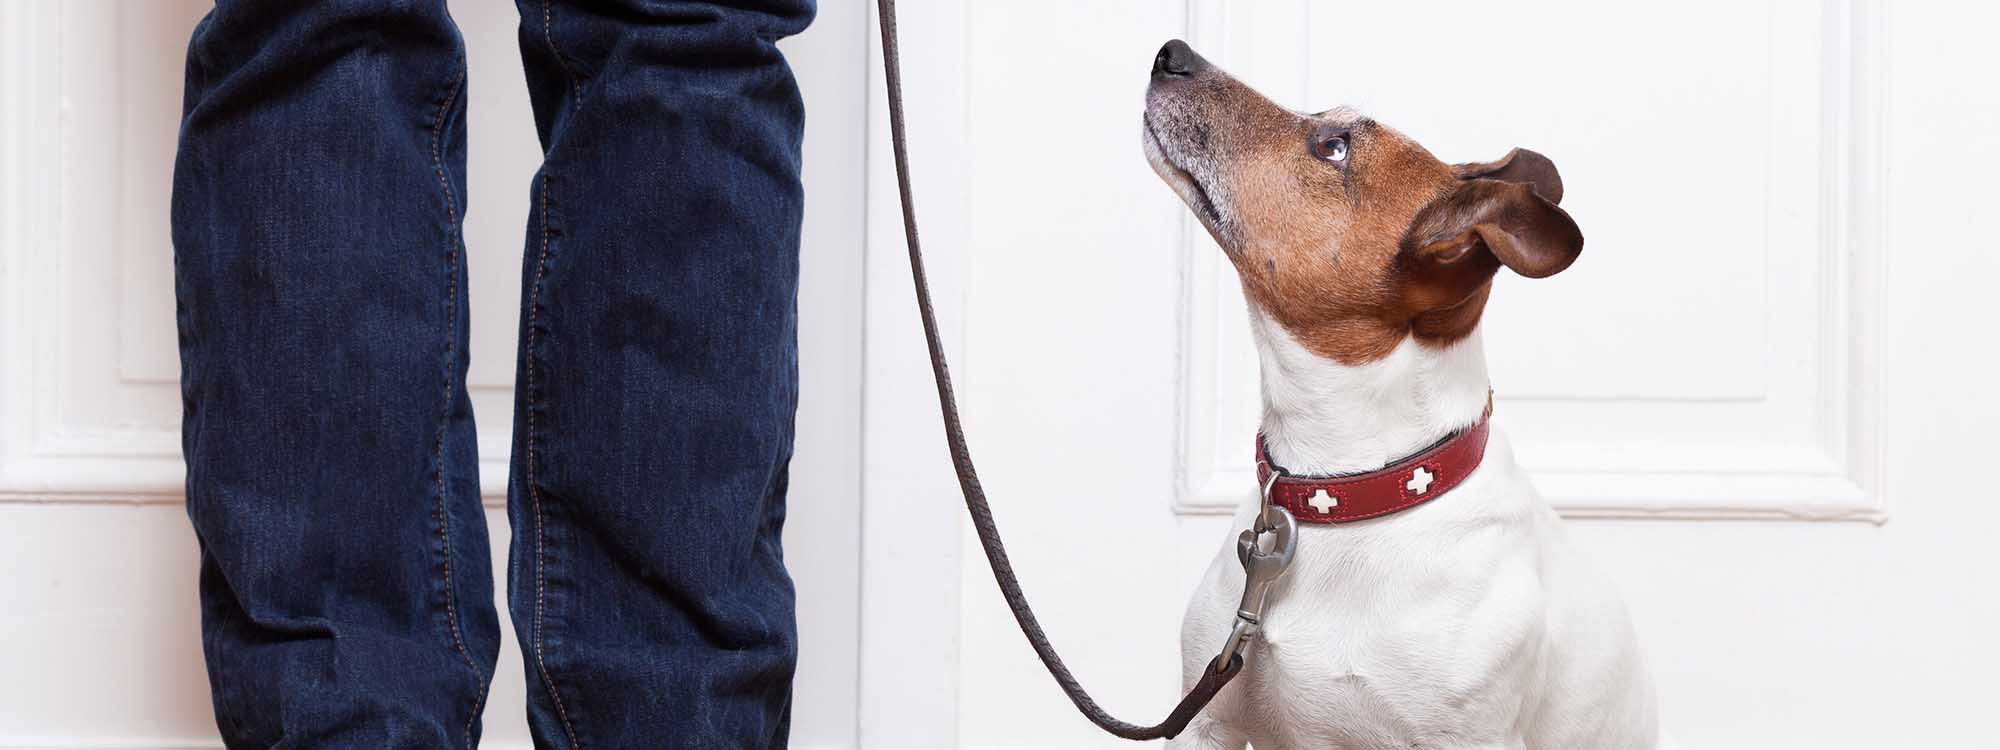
top-left (1142, 40), bottom-right (1581, 365)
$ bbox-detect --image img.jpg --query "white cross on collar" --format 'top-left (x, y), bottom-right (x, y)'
top-left (1306, 489), bottom-right (1339, 514)
top-left (1406, 466), bottom-right (1436, 495)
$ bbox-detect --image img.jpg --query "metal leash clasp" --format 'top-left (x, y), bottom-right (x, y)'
top-left (1215, 473), bottom-right (1298, 672)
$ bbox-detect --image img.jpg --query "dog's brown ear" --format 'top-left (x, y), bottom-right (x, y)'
top-left (1399, 178), bottom-right (1584, 309)
top-left (1454, 148), bottom-right (1563, 205)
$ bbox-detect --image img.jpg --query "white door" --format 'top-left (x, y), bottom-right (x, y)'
top-left (0, 1), bottom-right (866, 747)
top-left (11, 2), bottom-right (2000, 748)
top-left (857, 1), bottom-right (2000, 748)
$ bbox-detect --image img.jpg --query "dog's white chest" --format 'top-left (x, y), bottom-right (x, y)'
top-left (1248, 502), bottom-right (1547, 747)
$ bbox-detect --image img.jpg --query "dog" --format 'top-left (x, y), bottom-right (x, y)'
top-left (1142, 40), bottom-right (1661, 749)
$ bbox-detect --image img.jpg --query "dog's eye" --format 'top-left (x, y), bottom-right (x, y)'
top-left (1313, 135), bottom-right (1349, 163)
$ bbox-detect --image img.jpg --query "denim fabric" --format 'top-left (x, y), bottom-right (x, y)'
top-left (171, 1), bottom-right (812, 747)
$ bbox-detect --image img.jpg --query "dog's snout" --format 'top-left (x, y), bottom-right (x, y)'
top-left (1152, 39), bottom-right (1202, 79)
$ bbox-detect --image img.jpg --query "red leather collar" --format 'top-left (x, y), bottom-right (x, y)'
top-left (1255, 404), bottom-right (1493, 525)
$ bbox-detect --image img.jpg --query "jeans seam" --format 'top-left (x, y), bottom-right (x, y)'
top-left (527, 172), bottom-right (582, 749)
top-left (542, 0), bottom-right (584, 105)
top-left (530, 4), bottom-right (585, 745)
top-left (427, 64), bottom-right (486, 750)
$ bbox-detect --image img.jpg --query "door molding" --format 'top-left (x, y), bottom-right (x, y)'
top-left (855, 0), bottom-right (971, 747)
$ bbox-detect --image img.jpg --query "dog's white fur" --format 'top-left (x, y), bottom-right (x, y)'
top-left (1171, 313), bottom-right (1660, 749)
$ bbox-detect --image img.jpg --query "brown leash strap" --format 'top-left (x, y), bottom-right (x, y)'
top-left (873, 0), bottom-right (1243, 740)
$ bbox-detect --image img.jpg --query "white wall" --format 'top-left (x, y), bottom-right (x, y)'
top-left (8, 0), bottom-right (2000, 748)
top-left (0, 1), bottom-right (867, 747)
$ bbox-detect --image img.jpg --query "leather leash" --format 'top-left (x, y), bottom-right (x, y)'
top-left (873, 0), bottom-right (1264, 739)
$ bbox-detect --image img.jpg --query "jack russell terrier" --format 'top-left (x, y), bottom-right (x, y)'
top-left (1142, 40), bottom-right (1661, 749)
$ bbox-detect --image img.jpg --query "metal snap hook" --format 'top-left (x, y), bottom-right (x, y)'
top-left (1217, 505), bottom-right (1297, 672)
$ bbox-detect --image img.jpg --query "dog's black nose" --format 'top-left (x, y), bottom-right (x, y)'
top-left (1152, 39), bottom-right (1202, 79)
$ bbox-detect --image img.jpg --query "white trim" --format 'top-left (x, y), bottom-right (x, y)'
top-left (0, 0), bottom-right (74, 504)
top-left (853, 0), bottom-right (971, 746)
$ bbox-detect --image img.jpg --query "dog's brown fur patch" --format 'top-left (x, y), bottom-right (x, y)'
top-left (1239, 121), bottom-right (1469, 364)
top-left (1146, 59), bottom-right (1580, 366)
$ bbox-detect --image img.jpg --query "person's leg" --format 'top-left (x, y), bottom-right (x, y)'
top-left (172, 2), bottom-right (497, 746)
top-left (506, 1), bottom-right (814, 746)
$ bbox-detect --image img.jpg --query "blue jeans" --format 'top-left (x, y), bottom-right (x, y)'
top-left (171, 1), bottom-right (813, 746)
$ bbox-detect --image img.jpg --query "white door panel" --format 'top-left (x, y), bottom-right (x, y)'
top-left (1180, 0), bottom-right (1879, 522)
